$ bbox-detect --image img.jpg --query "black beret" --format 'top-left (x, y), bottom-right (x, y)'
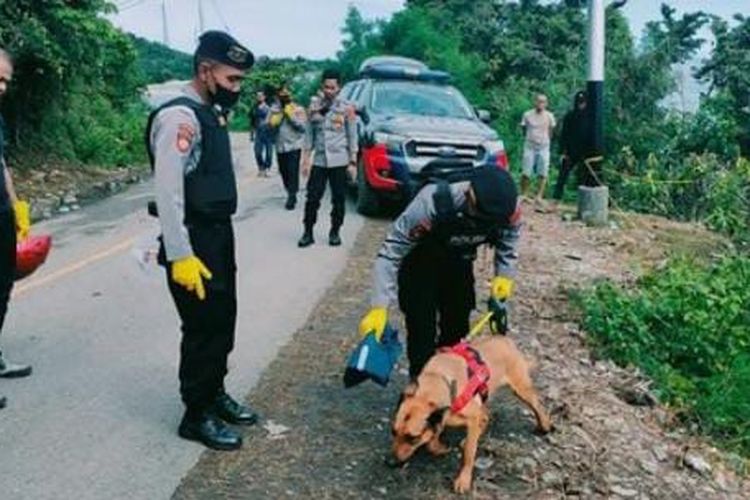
top-left (196, 30), bottom-right (254, 70)
top-left (470, 165), bottom-right (518, 222)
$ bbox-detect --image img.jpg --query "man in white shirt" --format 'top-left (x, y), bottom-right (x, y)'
top-left (520, 94), bottom-right (556, 202)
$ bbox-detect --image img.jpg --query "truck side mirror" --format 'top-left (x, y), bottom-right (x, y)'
top-left (477, 109), bottom-right (491, 123)
top-left (356, 105), bottom-right (370, 125)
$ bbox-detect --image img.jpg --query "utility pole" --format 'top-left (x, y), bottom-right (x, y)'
top-left (198, 0), bottom-right (206, 34)
top-left (161, 0), bottom-right (170, 47)
top-left (577, 0), bottom-right (627, 226)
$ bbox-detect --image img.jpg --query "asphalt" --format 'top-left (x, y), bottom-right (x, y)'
top-left (0, 134), bottom-right (364, 500)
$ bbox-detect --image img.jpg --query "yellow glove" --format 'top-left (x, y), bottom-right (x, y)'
top-left (283, 104), bottom-right (295, 117)
top-left (359, 307), bottom-right (388, 342)
top-left (13, 200), bottom-right (30, 241)
top-left (490, 276), bottom-right (514, 301)
top-left (171, 256), bottom-right (213, 301)
top-left (269, 112), bottom-right (283, 128)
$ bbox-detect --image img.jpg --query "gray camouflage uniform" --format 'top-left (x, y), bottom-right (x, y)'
top-left (149, 85), bottom-right (204, 261)
top-left (371, 181), bottom-right (520, 308)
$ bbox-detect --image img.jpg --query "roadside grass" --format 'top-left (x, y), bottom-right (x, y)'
top-left (576, 254), bottom-right (750, 457)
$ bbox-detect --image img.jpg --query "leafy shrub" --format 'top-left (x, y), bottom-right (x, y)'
top-left (578, 255), bottom-right (750, 454)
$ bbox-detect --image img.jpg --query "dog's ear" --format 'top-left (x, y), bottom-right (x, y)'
top-left (427, 407), bottom-right (448, 430)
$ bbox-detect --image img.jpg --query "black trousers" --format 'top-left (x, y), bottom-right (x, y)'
top-left (553, 156), bottom-right (582, 200)
top-left (0, 210), bottom-right (15, 336)
top-left (278, 149), bottom-right (301, 198)
top-left (163, 221), bottom-right (237, 416)
top-left (398, 243), bottom-right (475, 378)
top-left (303, 165), bottom-right (347, 231)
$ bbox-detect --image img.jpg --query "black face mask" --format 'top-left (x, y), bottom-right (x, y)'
top-left (211, 83), bottom-right (241, 110)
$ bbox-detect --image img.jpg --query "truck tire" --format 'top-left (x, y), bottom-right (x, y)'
top-left (356, 158), bottom-right (381, 216)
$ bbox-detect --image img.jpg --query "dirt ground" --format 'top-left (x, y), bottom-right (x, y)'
top-left (173, 206), bottom-right (747, 500)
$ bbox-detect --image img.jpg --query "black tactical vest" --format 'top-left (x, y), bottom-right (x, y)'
top-left (430, 180), bottom-right (502, 260)
top-left (146, 97), bottom-right (237, 223)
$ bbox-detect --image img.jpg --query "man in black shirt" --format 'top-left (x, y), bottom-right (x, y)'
top-left (0, 49), bottom-right (33, 411)
top-left (553, 90), bottom-right (590, 202)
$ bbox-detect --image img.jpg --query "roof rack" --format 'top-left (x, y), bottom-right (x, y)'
top-left (358, 57), bottom-right (452, 83)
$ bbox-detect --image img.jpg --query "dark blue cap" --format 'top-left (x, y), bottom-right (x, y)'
top-left (195, 30), bottom-right (254, 70)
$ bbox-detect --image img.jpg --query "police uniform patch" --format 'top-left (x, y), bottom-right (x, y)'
top-left (176, 123), bottom-right (195, 153)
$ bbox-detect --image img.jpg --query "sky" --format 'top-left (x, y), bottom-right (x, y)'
top-left (110, 0), bottom-right (748, 59)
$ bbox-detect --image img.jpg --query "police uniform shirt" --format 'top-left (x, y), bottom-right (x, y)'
top-left (149, 85), bottom-right (205, 261)
top-left (306, 94), bottom-right (358, 168)
top-left (371, 181), bottom-right (520, 308)
top-left (0, 115), bottom-right (9, 213)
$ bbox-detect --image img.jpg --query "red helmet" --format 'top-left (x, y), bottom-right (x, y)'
top-left (15, 235), bottom-right (52, 281)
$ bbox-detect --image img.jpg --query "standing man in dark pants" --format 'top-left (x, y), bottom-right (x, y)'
top-left (298, 69), bottom-right (357, 248)
top-left (251, 90), bottom-right (273, 177)
top-left (146, 32), bottom-right (257, 450)
top-left (268, 83), bottom-right (306, 210)
top-left (0, 49), bottom-right (33, 411)
top-left (359, 166), bottom-right (521, 378)
top-left (553, 91), bottom-right (589, 203)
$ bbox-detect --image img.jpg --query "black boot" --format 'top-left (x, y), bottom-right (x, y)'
top-left (212, 392), bottom-right (259, 426)
top-left (178, 411), bottom-right (242, 451)
top-left (0, 351), bottom-right (32, 378)
top-left (329, 228), bottom-right (342, 247)
top-left (285, 194), bottom-right (296, 210)
top-left (0, 395), bottom-right (6, 409)
top-left (298, 228), bottom-right (315, 248)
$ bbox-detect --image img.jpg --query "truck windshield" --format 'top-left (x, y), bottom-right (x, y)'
top-left (370, 81), bottom-right (474, 119)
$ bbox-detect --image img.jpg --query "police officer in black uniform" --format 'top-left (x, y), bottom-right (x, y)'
top-left (146, 32), bottom-right (256, 450)
top-left (359, 166), bottom-right (521, 378)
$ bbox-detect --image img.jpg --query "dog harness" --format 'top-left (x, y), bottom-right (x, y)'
top-left (439, 341), bottom-right (490, 414)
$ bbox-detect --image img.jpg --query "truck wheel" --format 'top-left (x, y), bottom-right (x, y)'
top-left (356, 158), bottom-right (381, 216)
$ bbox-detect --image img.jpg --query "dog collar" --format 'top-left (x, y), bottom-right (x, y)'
top-left (439, 342), bottom-right (490, 414)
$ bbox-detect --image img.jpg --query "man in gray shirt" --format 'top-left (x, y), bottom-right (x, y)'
top-left (298, 69), bottom-right (358, 247)
top-left (146, 31), bottom-right (257, 451)
top-left (359, 166), bottom-right (521, 377)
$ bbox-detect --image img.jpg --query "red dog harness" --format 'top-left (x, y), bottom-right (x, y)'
top-left (439, 342), bottom-right (490, 414)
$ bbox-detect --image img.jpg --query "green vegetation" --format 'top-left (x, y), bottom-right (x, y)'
top-left (130, 34), bottom-right (192, 84)
top-left (579, 256), bottom-right (750, 455)
top-left (0, 0), bottom-right (145, 167)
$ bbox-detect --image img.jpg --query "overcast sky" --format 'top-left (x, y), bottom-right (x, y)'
top-left (109, 0), bottom-right (748, 59)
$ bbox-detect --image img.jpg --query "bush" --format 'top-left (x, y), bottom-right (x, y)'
top-left (578, 255), bottom-right (750, 455)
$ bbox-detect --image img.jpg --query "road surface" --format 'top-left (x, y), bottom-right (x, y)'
top-left (0, 134), bottom-right (364, 500)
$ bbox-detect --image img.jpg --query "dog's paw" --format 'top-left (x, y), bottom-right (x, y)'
top-left (426, 438), bottom-right (450, 457)
top-left (453, 472), bottom-right (473, 494)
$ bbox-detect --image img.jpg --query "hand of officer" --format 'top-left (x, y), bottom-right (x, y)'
top-left (269, 112), bottom-right (283, 128)
top-left (359, 307), bottom-right (388, 342)
top-left (490, 276), bottom-right (514, 301)
top-left (488, 298), bottom-right (509, 334)
top-left (347, 161), bottom-right (357, 183)
top-left (283, 104), bottom-right (295, 118)
top-left (302, 156), bottom-right (312, 178)
top-left (172, 256), bottom-right (213, 301)
top-left (13, 200), bottom-right (30, 241)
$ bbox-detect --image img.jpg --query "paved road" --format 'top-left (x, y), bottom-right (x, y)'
top-left (0, 134), bottom-right (364, 499)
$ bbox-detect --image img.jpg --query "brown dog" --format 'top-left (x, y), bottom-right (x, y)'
top-left (391, 335), bottom-right (552, 494)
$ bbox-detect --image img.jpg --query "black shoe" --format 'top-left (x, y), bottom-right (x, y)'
top-left (0, 395), bottom-right (6, 409)
top-left (0, 352), bottom-right (32, 379)
top-left (212, 392), bottom-right (259, 426)
top-left (178, 411), bottom-right (242, 451)
top-left (329, 230), bottom-right (342, 247)
top-left (285, 195), bottom-right (296, 210)
top-left (298, 231), bottom-right (314, 248)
